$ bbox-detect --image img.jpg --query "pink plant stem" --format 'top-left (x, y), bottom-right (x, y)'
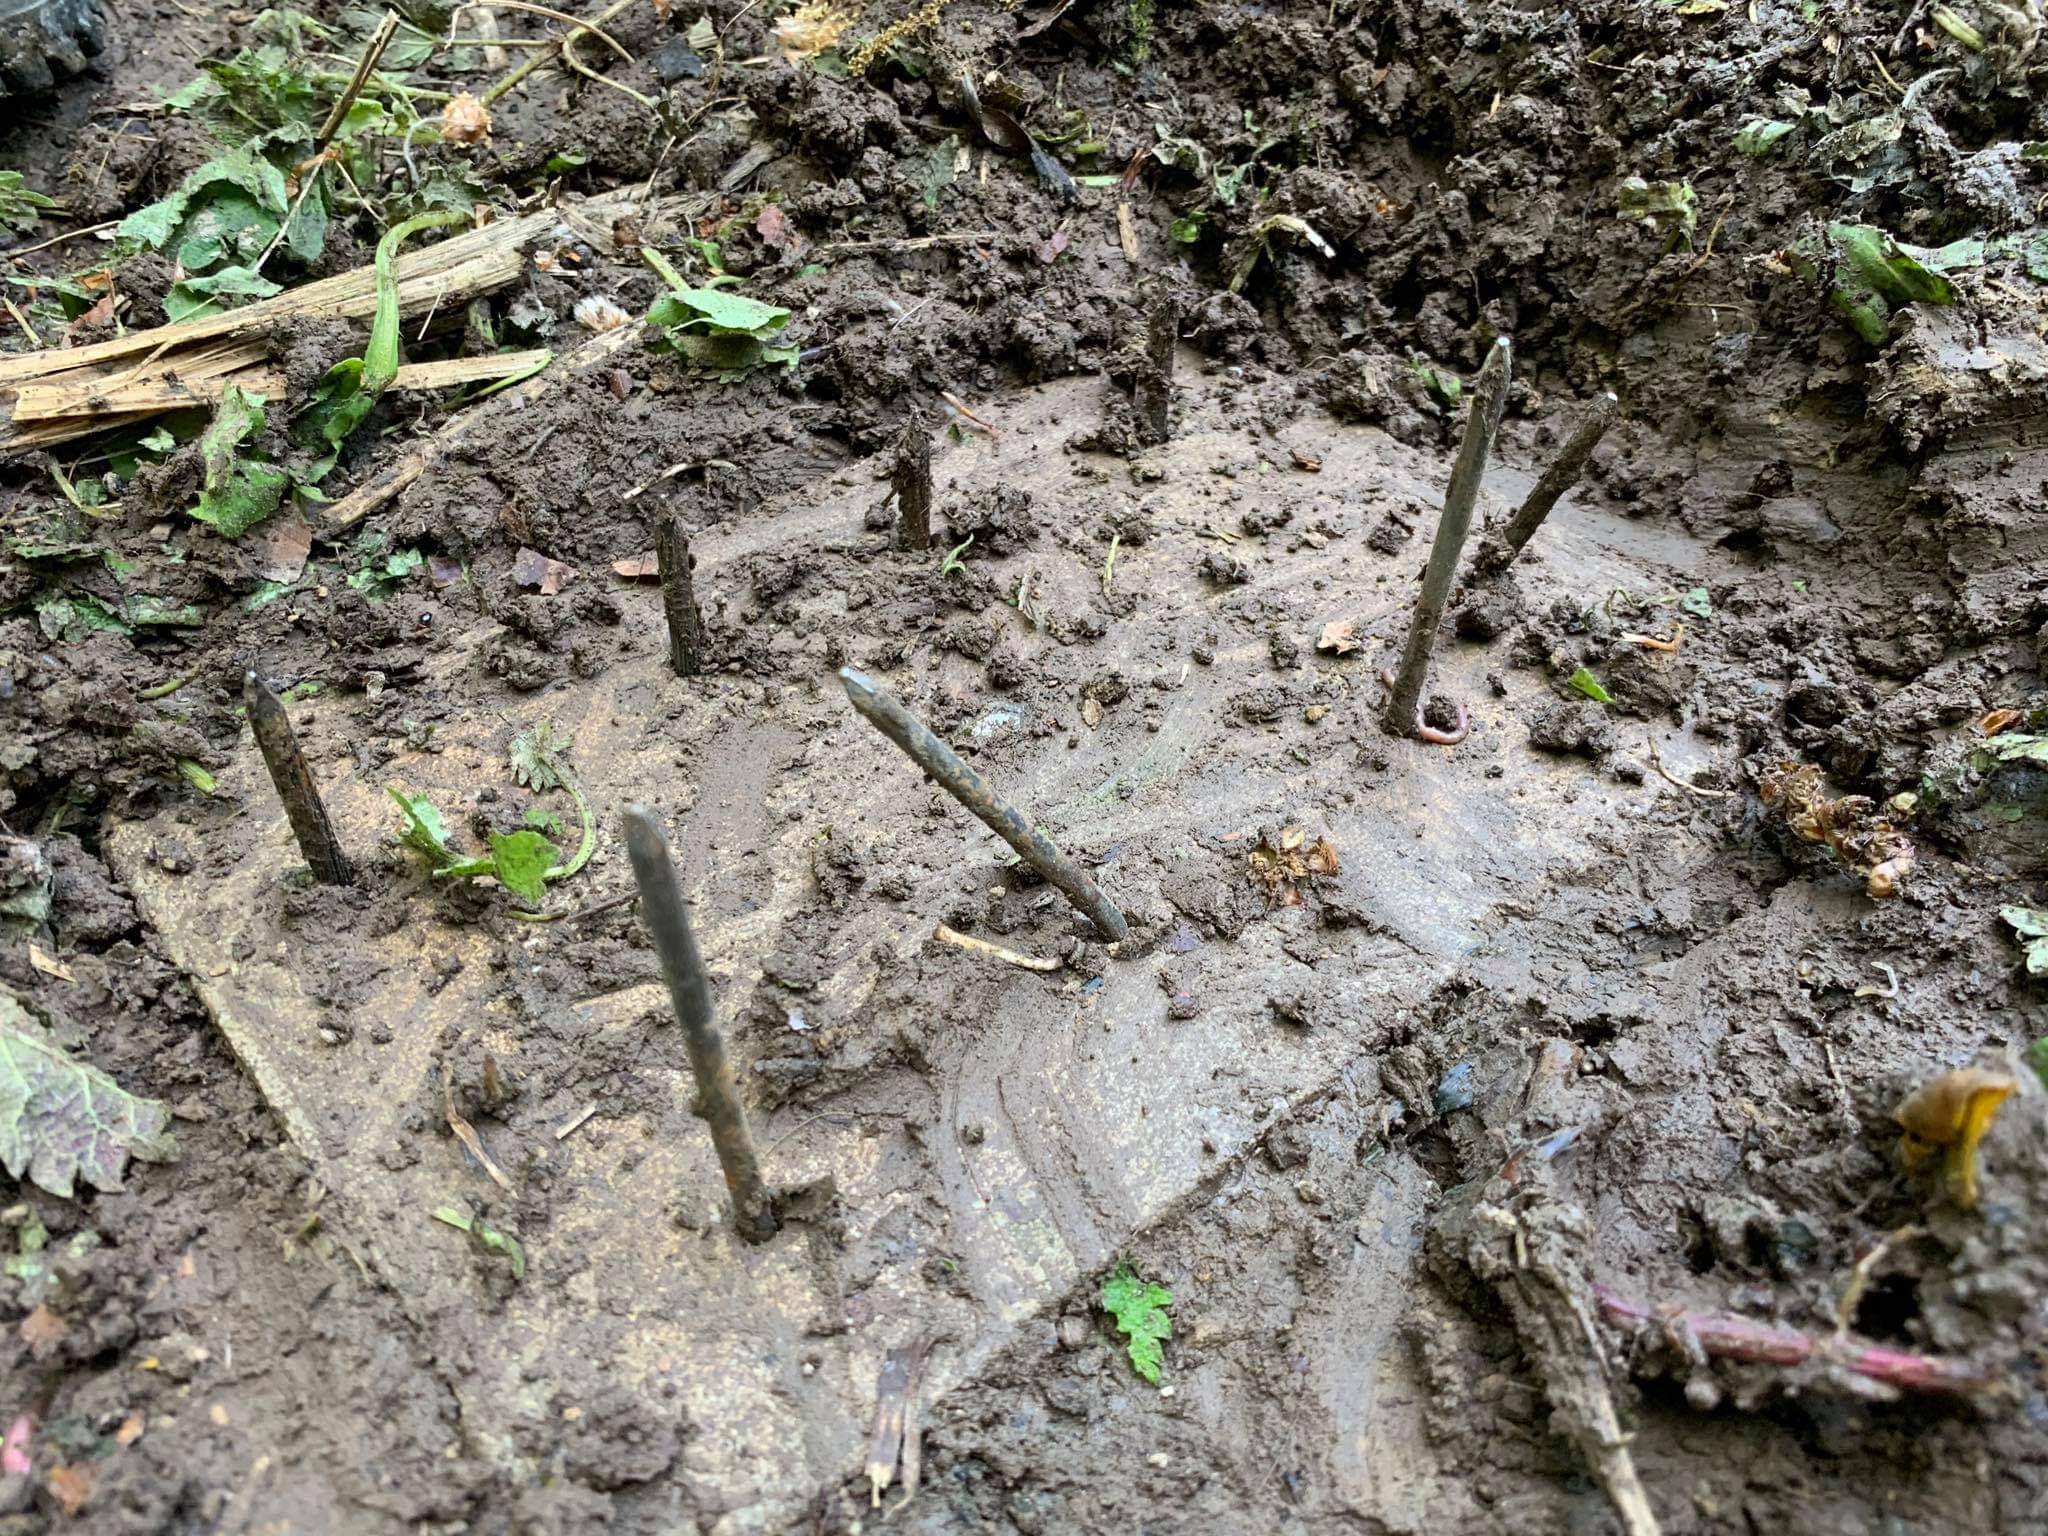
top-left (1594, 1286), bottom-right (2003, 1399)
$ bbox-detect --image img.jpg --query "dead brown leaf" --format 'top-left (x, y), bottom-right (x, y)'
top-left (1759, 761), bottom-right (1916, 899)
top-left (755, 204), bottom-right (796, 251)
top-left (115, 1411), bottom-right (146, 1447)
top-left (1976, 708), bottom-right (2022, 737)
top-left (1248, 828), bottom-right (1341, 907)
top-left (1290, 446), bottom-right (1323, 472)
top-left (47, 1463), bottom-right (92, 1517)
top-left (612, 554), bottom-right (659, 581)
top-left (444, 1071), bottom-right (512, 1190)
top-left (1116, 202), bottom-right (1140, 264)
top-left (1316, 620), bottom-right (1360, 656)
top-left (19, 1304), bottom-right (67, 1358)
top-left (512, 546), bottom-right (576, 596)
top-left (256, 516), bottom-right (314, 584)
top-left (28, 943), bottom-right (72, 982)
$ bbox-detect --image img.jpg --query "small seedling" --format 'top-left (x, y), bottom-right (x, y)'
top-left (1102, 1265), bottom-right (1173, 1383)
top-left (939, 534), bottom-right (975, 577)
top-left (642, 247), bottom-right (798, 375)
top-left (0, 171), bottom-right (56, 236)
top-left (1567, 667), bottom-right (1615, 705)
top-left (388, 722), bottom-right (594, 905)
top-left (432, 1207), bottom-right (526, 1278)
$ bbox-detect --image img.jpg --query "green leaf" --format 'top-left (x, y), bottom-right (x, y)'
top-left (117, 139), bottom-right (292, 260)
top-left (1823, 222), bottom-right (1956, 344)
top-left (524, 806), bottom-right (564, 837)
top-left (432, 1206), bottom-right (526, 1278)
top-left (347, 545), bottom-right (424, 600)
top-left (176, 759), bottom-right (218, 796)
top-left (0, 989), bottom-right (179, 1199)
top-left (652, 284), bottom-right (790, 336)
top-left (1566, 666), bottom-right (1615, 705)
top-left (488, 829), bottom-right (555, 904)
top-left (1616, 177), bottom-right (1698, 241)
top-left (1101, 1265), bottom-right (1173, 1384)
top-left (1733, 119), bottom-right (1795, 156)
top-left (1170, 211), bottom-right (1206, 244)
top-left (163, 263), bottom-right (283, 324)
top-left (36, 592), bottom-right (132, 642)
top-left (510, 720), bottom-right (568, 793)
top-left (2030, 1037), bottom-right (2048, 1090)
top-left (1679, 586), bottom-right (1713, 619)
top-left (2001, 905), bottom-right (2048, 939)
top-left (389, 785), bottom-right (457, 868)
top-left (0, 169), bottom-right (57, 235)
top-left (1992, 734), bottom-right (2048, 765)
top-left (190, 385), bottom-right (287, 537)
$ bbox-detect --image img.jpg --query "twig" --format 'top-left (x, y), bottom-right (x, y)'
top-left (554, 1104), bottom-right (598, 1140)
top-left (1596, 1285), bottom-right (2005, 1400)
top-left (244, 671), bottom-right (353, 885)
top-left (314, 10), bottom-right (402, 154)
top-left (1834, 1225), bottom-right (1921, 1335)
top-left (840, 667), bottom-right (1128, 942)
top-left (1484, 390), bottom-right (1617, 573)
top-left (1, 219), bottom-right (119, 261)
top-left (479, 0), bottom-right (641, 105)
top-left (816, 231), bottom-right (1002, 258)
top-left (1644, 736), bottom-right (1737, 800)
top-left (623, 806), bottom-right (779, 1242)
top-left (932, 924), bottom-right (1062, 972)
top-left (0, 295), bottom-right (41, 348)
top-left (1384, 337), bottom-right (1511, 735)
top-left (562, 27), bottom-right (660, 111)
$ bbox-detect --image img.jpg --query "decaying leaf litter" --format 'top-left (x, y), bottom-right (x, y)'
top-left (1, 0), bottom-right (2046, 1530)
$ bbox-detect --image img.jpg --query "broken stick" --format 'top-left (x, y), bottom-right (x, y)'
top-left (244, 671), bottom-right (353, 885)
top-left (840, 667), bottom-right (1129, 943)
top-left (1133, 298), bottom-right (1175, 445)
top-left (893, 422), bottom-right (933, 551)
top-left (1485, 390), bottom-right (1619, 572)
top-left (622, 806), bottom-right (778, 1243)
top-left (654, 503), bottom-right (705, 677)
top-left (1383, 336), bottom-right (1511, 737)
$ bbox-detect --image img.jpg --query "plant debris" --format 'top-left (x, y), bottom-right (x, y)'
top-left (1758, 762), bottom-right (1917, 899)
top-left (0, 989), bottom-right (178, 1199)
top-left (1247, 827), bottom-right (1340, 907)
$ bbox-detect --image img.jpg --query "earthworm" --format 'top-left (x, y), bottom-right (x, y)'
top-left (1380, 668), bottom-right (1470, 746)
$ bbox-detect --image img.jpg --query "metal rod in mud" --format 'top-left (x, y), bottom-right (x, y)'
top-left (894, 423), bottom-right (933, 551)
top-left (244, 670), bottom-right (353, 885)
top-left (1134, 299), bottom-right (1175, 445)
top-left (1491, 390), bottom-right (1618, 570)
top-left (1383, 336), bottom-right (1513, 737)
top-left (654, 504), bottom-right (704, 678)
top-left (838, 667), bottom-right (1130, 943)
top-left (622, 805), bottom-right (779, 1243)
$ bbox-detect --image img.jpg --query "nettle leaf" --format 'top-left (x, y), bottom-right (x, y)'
top-left (1733, 119), bottom-right (1795, 156)
top-left (0, 991), bottom-right (178, 1199)
top-left (0, 170), bottom-right (57, 236)
top-left (651, 285), bottom-right (791, 336)
top-left (118, 139), bottom-right (292, 264)
top-left (1101, 1266), bottom-right (1174, 1384)
top-left (488, 830), bottom-right (555, 904)
top-left (1823, 222), bottom-right (1957, 344)
top-left (510, 720), bottom-right (569, 793)
top-left (190, 385), bottom-right (288, 537)
top-left (163, 263), bottom-right (283, 324)
top-left (1993, 734), bottom-right (2048, 766)
top-left (389, 785), bottom-right (457, 868)
top-left (1999, 907), bottom-right (2048, 976)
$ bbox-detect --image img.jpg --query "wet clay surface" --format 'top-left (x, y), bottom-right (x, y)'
top-left (3, 0), bottom-right (2047, 1532)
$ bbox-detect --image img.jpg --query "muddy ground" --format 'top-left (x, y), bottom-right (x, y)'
top-left (2, 0), bottom-right (2047, 1531)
